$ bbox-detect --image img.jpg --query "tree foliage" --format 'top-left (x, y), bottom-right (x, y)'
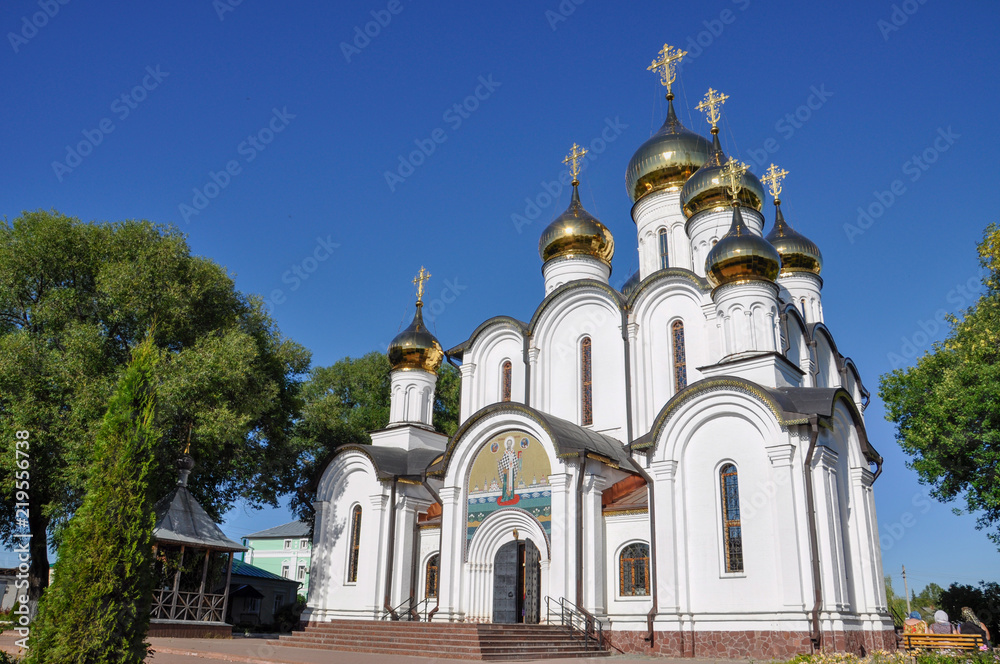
top-left (939, 581), bottom-right (1000, 639)
top-left (0, 211), bottom-right (310, 602)
top-left (289, 352), bottom-right (461, 523)
top-left (27, 336), bottom-right (159, 664)
top-left (879, 224), bottom-right (1000, 546)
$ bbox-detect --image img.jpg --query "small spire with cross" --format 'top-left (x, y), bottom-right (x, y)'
top-left (721, 157), bottom-right (749, 204)
top-left (563, 143), bottom-right (588, 185)
top-left (761, 163), bottom-right (789, 204)
top-left (695, 87), bottom-right (729, 132)
top-left (647, 43), bottom-right (687, 97)
top-left (413, 266), bottom-right (431, 305)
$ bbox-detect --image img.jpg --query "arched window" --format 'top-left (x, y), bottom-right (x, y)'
top-left (671, 320), bottom-right (687, 392)
top-left (580, 337), bottom-right (593, 426)
top-left (425, 554), bottom-right (439, 598)
top-left (501, 360), bottom-right (512, 402)
top-left (347, 505), bottom-right (362, 583)
top-left (658, 228), bottom-right (669, 270)
top-left (720, 464), bottom-right (743, 573)
top-left (619, 543), bottom-right (650, 596)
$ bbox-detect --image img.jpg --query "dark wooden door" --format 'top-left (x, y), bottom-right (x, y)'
top-left (523, 539), bottom-right (541, 624)
top-left (493, 541), bottom-right (519, 624)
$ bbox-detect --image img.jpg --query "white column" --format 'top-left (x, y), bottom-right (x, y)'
top-left (811, 447), bottom-right (849, 611)
top-left (649, 460), bottom-right (679, 614)
top-left (527, 346), bottom-right (540, 411)
top-left (367, 492), bottom-right (390, 617)
top-left (582, 473), bottom-right (609, 616)
top-left (547, 472), bottom-right (573, 603)
top-left (435, 486), bottom-right (465, 621)
top-left (392, 496), bottom-right (432, 611)
top-left (848, 467), bottom-right (880, 614)
top-left (459, 362), bottom-right (476, 422)
top-left (765, 443), bottom-right (807, 608)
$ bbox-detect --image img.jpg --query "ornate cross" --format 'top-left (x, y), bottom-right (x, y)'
top-left (696, 88), bottom-right (729, 129)
top-left (647, 43), bottom-right (687, 94)
top-left (721, 157), bottom-right (749, 202)
top-left (563, 143), bottom-right (588, 183)
top-left (413, 266), bottom-right (431, 304)
top-left (762, 163), bottom-right (789, 201)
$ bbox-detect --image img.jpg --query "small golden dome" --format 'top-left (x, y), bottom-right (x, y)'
top-left (387, 303), bottom-right (444, 373)
top-left (705, 205), bottom-right (781, 288)
top-left (539, 183), bottom-right (614, 266)
top-left (765, 202), bottom-right (823, 275)
top-left (680, 131), bottom-right (764, 218)
top-left (625, 96), bottom-right (714, 203)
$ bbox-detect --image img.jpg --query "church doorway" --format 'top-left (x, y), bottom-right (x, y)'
top-left (492, 538), bottom-right (540, 624)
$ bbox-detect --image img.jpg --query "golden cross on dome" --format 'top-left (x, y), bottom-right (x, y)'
top-left (696, 88), bottom-right (729, 129)
top-left (647, 43), bottom-right (687, 94)
top-left (721, 157), bottom-right (749, 202)
top-left (413, 266), bottom-right (431, 304)
top-left (762, 163), bottom-right (789, 201)
top-left (562, 143), bottom-right (588, 183)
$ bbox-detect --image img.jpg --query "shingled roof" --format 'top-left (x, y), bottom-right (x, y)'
top-left (152, 455), bottom-right (246, 552)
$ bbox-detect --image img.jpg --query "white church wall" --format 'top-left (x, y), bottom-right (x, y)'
top-left (813, 331), bottom-right (840, 389)
top-left (417, 527), bottom-right (440, 602)
top-left (306, 451), bottom-right (386, 621)
top-left (604, 513), bottom-right (653, 624)
top-left (531, 289), bottom-right (626, 437)
top-left (464, 326), bottom-right (525, 412)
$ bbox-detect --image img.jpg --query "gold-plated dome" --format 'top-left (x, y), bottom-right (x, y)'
top-left (625, 96), bottom-right (714, 202)
top-left (765, 202), bottom-right (823, 275)
top-left (388, 302), bottom-right (444, 373)
top-left (539, 183), bottom-right (614, 266)
top-left (680, 131), bottom-right (764, 218)
top-left (705, 205), bottom-right (781, 288)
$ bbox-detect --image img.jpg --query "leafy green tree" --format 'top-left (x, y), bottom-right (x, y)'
top-left (0, 211), bottom-right (310, 606)
top-left (290, 352), bottom-right (461, 523)
top-left (885, 575), bottom-right (909, 626)
top-left (940, 581), bottom-right (1000, 639)
top-left (27, 336), bottom-right (159, 664)
top-left (880, 224), bottom-right (1000, 545)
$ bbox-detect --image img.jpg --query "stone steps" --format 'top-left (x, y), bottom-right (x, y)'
top-left (269, 620), bottom-right (610, 661)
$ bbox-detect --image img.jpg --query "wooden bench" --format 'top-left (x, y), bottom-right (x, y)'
top-left (903, 633), bottom-right (985, 651)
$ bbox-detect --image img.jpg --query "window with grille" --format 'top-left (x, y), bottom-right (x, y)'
top-left (658, 228), bottom-right (669, 270)
top-left (720, 464), bottom-right (744, 573)
top-left (347, 505), bottom-right (362, 583)
top-left (581, 337), bottom-right (593, 426)
top-left (619, 543), bottom-right (650, 596)
top-left (501, 361), bottom-right (512, 402)
top-left (425, 554), bottom-right (439, 598)
top-left (671, 320), bottom-right (687, 392)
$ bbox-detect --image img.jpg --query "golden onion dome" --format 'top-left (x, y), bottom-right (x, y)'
top-left (539, 182), bottom-right (614, 266)
top-left (680, 130), bottom-right (764, 218)
top-left (387, 303), bottom-right (444, 374)
top-left (625, 95), bottom-right (714, 202)
top-left (765, 202), bottom-right (823, 275)
top-left (705, 204), bottom-right (781, 288)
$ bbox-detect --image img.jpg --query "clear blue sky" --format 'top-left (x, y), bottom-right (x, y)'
top-left (2, 1), bottom-right (997, 593)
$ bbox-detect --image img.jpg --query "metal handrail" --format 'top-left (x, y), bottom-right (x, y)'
top-left (379, 597), bottom-right (414, 621)
top-left (543, 596), bottom-right (605, 651)
top-left (413, 597), bottom-right (433, 622)
top-left (381, 596), bottom-right (435, 621)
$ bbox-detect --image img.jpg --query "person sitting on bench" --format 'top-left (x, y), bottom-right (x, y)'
top-left (928, 610), bottom-right (953, 634)
top-left (904, 611), bottom-right (928, 634)
top-left (958, 607), bottom-right (991, 648)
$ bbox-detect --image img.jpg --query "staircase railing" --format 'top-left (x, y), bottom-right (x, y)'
top-left (380, 596), bottom-right (434, 621)
top-left (543, 596), bottom-right (605, 651)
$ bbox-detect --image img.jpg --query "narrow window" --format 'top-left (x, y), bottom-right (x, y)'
top-left (347, 505), bottom-right (363, 583)
top-left (720, 464), bottom-right (744, 573)
top-left (672, 320), bottom-right (687, 392)
top-left (283, 539), bottom-right (291, 549)
top-left (658, 228), bottom-right (669, 270)
top-left (581, 337), bottom-right (593, 426)
top-left (425, 554), bottom-right (440, 598)
top-left (619, 543), bottom-right (650, 596)
top-left (501, 360), bottom-right (512, 402)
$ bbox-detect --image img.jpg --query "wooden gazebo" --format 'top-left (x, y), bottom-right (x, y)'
top-left (149, 454), bottom-right (246, 638)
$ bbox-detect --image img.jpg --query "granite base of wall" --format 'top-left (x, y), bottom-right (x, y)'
top-left (606, 628), bottom-right (897, 659)
top-left (148, 622), bottom-right (232, 638)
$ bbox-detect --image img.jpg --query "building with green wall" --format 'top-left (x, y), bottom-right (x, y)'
top-left (241, 521), bottom-right (312, 598)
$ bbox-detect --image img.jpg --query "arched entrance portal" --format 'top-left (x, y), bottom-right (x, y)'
top-left (492, 538), bottom-right (540, 624)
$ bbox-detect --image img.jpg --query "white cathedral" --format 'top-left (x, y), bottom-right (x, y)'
top-left (302, 45), bottom-right (895, 658)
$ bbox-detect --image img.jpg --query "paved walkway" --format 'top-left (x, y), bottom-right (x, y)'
top-left (1, 632), bottom-right (739, 664)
